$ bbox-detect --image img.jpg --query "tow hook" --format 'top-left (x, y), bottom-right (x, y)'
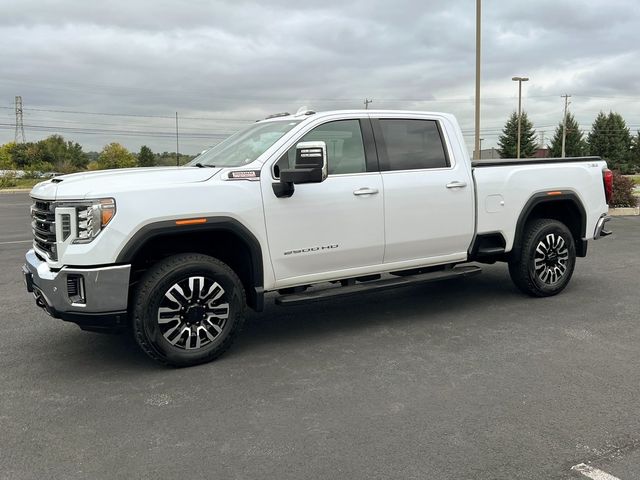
top-left (33, 290), bottom-right (54, 317)
top-left (35, 293), bottom-right (46, 309)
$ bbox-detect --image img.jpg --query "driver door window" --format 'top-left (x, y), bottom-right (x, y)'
top-left (274, 120), bottom-right (367, 177)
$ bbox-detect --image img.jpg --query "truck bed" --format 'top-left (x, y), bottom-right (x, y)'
top-left (471, 156), bottom-right (608, 252)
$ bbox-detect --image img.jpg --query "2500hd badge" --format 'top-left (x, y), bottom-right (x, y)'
top-left (284, 244), bottom-right (339, 256)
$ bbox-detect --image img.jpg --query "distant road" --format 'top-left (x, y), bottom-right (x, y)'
top-left (0, 192), bottom-right (32, 245)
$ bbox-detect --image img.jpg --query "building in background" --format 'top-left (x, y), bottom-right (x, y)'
top-left (532, 148), bottom-right (550, 158)
top-left (473, 147), bottom-right (500, 159)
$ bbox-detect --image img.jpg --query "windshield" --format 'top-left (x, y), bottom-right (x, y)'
top-left (188, 120), bottom-right (301, 167)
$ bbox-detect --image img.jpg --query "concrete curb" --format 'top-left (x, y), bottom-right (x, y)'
top-left (0, 188), bottom-right (32, 194)
top-left (609, 207), bottom-right (640, 216)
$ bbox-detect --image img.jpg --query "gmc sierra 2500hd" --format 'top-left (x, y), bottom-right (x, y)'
top-left (23, 109), bottom-right (613, 366)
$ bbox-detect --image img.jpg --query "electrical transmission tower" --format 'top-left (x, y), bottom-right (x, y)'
top-left (14, 96), bottom-right (26, 143)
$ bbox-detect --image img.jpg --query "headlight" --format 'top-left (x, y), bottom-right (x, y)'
top-left (72, 198), bottom-right (116, 244)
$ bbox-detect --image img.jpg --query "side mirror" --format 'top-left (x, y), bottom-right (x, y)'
top-left (281, 141), bottom-right (328, 184)
top-left (273, 141), bottom-right (328, 198)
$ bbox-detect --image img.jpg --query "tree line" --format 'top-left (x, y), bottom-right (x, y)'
top-left (2, 111), bottom-right (639, 175)
top-left (498, 111), bottom-right (640, 174)
top-left (0, 135), bottom-right (194, 173)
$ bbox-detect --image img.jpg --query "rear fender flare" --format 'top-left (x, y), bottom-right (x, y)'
top-left (513, 191), bottom-right (587, 257)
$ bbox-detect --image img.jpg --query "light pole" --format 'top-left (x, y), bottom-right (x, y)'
top-left (512, 76), bottom-right (529, 159)
top-left (474, 0), bottom-right (481, 160)
top-left (479, 138), bottom-right (484, 159)
top-left (561, 94), bottom-right (571, 158)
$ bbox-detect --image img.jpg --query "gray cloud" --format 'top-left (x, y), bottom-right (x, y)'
top-left (1, 0), bottom-right (639, 153)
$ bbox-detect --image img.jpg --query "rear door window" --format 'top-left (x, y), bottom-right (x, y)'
top-left (377, 119), bottom-right (449, 171)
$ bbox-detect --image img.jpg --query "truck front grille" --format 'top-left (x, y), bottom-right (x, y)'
top-left (31, 198), bottom-right (57, 260)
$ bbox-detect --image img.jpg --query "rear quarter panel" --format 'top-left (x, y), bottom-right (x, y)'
top-left (473, 160), bottom-right (609, 251)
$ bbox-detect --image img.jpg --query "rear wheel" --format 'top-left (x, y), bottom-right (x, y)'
top-left (508, 218), bottom-right (576, 297)
top-left (132, 253), bottom-right (246, 367)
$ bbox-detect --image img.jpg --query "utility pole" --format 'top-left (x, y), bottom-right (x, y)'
top-left (474, 0), bottom-right (481, 160)
top-left (512, 76), bottom-right (529, 159)
top-left (14, 96), bottom-right (25, 143)
top-left (539, 130), bottom-right (545, 148)
top-left (561, 94), bottom-right (571, 158)
top-left (175, 112), bottom-right (180, 166)
top-left (479, 138), bottom-right (484, 159)
top-left (364, 98), bottom-right (373, 110)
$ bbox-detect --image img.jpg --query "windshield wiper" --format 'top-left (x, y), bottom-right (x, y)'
top-left (194, 163), bottom-right (216, 168)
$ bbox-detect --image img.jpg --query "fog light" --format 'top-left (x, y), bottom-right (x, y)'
top-left (66, 274), bottom-right (85, 305)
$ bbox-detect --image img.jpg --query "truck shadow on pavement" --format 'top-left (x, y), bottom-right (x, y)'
top-left (36, 263), bottom-right (591, 371)
top-left (235, 266), bottom-right (522, 353)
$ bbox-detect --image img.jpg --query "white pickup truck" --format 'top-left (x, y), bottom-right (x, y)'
top-left (23, 109), bottom-right (613, 366)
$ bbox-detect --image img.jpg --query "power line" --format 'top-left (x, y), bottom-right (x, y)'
top-left (0, 123), bottom-right (234, 139)
top-left (3, 94), bottom-right (640, 123)
top-left (2, 119), bottom-right (585, 139)
top-left (0, 105), bottom-right (252, 122)
top-left (9, 120), bottom-right (636, 142)
top-left (16, 113), bottom-right (236, 132)
top-left (3, 101), bottom-right (640, 148)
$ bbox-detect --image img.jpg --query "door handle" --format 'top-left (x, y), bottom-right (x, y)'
top-left (353, 187), bottom-right (379, 196)
top-left (446, 181), bottom-right (468, 189)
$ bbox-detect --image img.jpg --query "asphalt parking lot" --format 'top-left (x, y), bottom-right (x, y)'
top-left (1, 191), bottom-right (639, 480)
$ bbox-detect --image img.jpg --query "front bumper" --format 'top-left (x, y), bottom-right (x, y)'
top-left (23, 249), bottom-right (131, 332)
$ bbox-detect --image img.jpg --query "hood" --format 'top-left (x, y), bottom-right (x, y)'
top-left (31, 166), bottom-right (221, 200)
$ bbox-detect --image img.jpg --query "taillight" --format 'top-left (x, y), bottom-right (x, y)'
top-left (603, 168), bottom-right (613, 204)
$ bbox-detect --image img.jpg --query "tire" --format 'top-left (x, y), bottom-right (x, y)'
top-left (132, 253), bottom-right (246, 367)
top-left (508, 218), bottom-right (576, 297)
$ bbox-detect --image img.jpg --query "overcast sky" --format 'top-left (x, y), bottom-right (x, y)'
top-left (1, 0), bottom-right (639, 154)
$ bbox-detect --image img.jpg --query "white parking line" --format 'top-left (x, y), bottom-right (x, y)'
top-left (572, 463), bottom-right (621, 480)
top-left (0, 240), bottom-right (32, 245)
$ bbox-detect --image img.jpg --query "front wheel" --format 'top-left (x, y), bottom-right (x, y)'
top-left (132, 253), bottom-right (246, 367)
top-left (508, 218), bottom-right (576, 297)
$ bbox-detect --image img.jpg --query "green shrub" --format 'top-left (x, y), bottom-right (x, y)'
top-left (0, 171), bottom-right (18, 188)
top-left (616, 163), bottom-right (640, 175)
top-left (23, 160), bottom-right (54, 178)
top-left (97, 143), bottom-right (136, 169)
top-left (611, 170), bottom-right (638, 207)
